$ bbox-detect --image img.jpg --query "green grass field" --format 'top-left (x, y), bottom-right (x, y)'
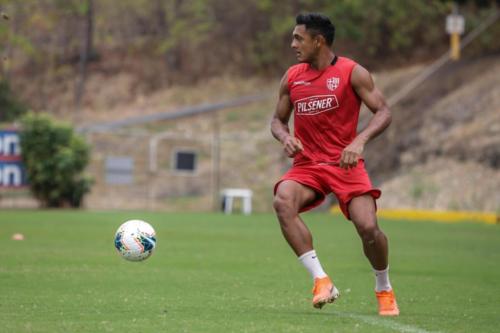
top-left (1, 211), bottom-right (499, 333)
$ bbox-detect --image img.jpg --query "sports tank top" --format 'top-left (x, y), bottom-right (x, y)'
top-left (287, 56), bottom-right (361, 166)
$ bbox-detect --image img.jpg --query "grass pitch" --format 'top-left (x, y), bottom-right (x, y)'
top-left (0, 210), bottom-right (499, 333)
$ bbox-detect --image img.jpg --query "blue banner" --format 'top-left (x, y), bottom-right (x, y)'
top-left (0, 130), bottom-right (27, 187)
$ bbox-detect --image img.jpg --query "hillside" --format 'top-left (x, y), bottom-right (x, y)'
top-left (5, 54), bottom-right (500, 213)
top-left (368, 54), bottom-right (500, 211)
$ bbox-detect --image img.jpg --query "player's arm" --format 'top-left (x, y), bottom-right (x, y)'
top-left (270, 71), bottom-right (303, 157)
top-left (339, 65), bottom-right (392, 169)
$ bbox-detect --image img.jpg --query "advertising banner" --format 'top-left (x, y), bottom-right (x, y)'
top-left (0, 129), bottom-right (27, 187)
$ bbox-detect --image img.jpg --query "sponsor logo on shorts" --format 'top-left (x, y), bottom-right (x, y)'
top-left (295, 95), bottom-right (339, 115)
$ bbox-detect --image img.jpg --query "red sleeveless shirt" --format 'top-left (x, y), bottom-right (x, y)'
top-left (287, 56), bottom-right (361, 166)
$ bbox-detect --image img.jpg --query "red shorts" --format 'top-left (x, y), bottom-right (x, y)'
top-left (274, 160), bottom-right (381, 220)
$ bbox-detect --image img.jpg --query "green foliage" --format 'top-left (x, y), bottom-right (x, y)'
top-left (0, 79), bottom-right (27, 122)
top-left (19, 113), bottom-right (92, 207)
top-left (1, 0), bottom-right (499, 82)
top-left (157, 0), bottom-right (215, 55)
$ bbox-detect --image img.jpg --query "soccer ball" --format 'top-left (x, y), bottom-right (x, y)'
top-left (114, 219), bottom-right (156, 261)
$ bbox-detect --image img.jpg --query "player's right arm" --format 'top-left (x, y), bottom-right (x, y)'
top-left (270, 71), bottom-right (303, 157)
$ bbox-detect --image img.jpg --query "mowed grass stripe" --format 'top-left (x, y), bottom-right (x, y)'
top-left (0, 211), bottom-right (499, 333)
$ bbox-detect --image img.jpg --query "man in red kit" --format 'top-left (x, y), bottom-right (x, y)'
top-left (271, 13), bottom-right (399, 316)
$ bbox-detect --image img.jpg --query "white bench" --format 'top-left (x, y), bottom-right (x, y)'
top-left (221, 188), bottom-right (253, 215)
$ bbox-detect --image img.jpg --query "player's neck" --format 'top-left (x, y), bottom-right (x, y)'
top-left (310, 51), bottom-right (336, 71)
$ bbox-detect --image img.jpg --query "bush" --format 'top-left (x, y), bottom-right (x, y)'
top-left (19, 113), bottom-right (92, 207)
top-left (0, 79), bottom-right (27, 122)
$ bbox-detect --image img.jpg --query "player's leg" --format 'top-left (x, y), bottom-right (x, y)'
top-left (273, 180), bottom-right (339, 308)
top-left (273, 180), bottom-right (317, 256)
top-left (348, 194), bottom-right (388, 270)
top-left (348, 194), bottom-right (399, 316)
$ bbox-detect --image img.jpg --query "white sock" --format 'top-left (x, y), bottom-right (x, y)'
top-left (374, 266), bottom-right (392, 292)
top-left (298, 250), bottom-right (328, 280)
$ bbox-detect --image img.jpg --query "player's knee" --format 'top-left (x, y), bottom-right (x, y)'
top-left (273, 193), bottom-right (297, 219)
top-left (357, 223), bottom-right (380, 243)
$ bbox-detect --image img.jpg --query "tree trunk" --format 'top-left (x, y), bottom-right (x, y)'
top-left (74, 0), bottom-right (94, 118)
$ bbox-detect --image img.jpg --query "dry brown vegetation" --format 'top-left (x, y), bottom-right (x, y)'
top-left (75, 54), bottom-right (500, 213)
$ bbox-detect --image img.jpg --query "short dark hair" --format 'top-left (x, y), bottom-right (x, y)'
top-left (296, 13), bottom-right (335, 46)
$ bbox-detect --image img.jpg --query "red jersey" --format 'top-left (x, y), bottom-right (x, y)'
top-left (287, 56), bottom-right (361, 166)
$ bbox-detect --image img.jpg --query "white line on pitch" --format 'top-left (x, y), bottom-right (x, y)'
top-left (335, 311), bottom-right (444, 333)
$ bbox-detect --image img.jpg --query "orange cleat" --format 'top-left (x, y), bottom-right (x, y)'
top-left (375, 289), bottom-right (400, 316)
top-left (312, 276), bottom-right (339, 309)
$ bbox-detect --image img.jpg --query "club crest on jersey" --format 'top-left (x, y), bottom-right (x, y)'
top-left (326, 77), bottom-right (340, 91)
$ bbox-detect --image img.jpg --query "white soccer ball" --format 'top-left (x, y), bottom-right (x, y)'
top-left (114, 219), bottom-right (156, 261)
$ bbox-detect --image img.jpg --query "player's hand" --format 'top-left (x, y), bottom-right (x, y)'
top-left (282, 135), bottom-right (304, 158)
top-left (339, 140), bottom-right (364, 169)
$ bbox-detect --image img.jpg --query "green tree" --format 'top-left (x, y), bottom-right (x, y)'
top-left (0, 79), bottom-right (27, 122)
top-left (19, 113), bottom-right (92, 207)
top-left (1, 0), bottom-right (498, 89)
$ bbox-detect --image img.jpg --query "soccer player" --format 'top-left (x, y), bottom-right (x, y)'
top-left (271, 13), bottom-right (399, 316)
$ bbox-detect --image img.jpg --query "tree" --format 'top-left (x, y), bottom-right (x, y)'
top-left (0, 79), bottom-right (27, 121)
top-left (1, 0), bottom-right (498, 93)
top-left (19, 113), bottom-right (92, 207)
top-left (75, 0), bottom-right (95, 113)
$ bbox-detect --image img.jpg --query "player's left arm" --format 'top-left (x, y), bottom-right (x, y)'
top-left (339, 64), bottom-right (392, 169)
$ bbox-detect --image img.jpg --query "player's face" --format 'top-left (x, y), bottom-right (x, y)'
top-left (291, 25), bottom-right (318, 63)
